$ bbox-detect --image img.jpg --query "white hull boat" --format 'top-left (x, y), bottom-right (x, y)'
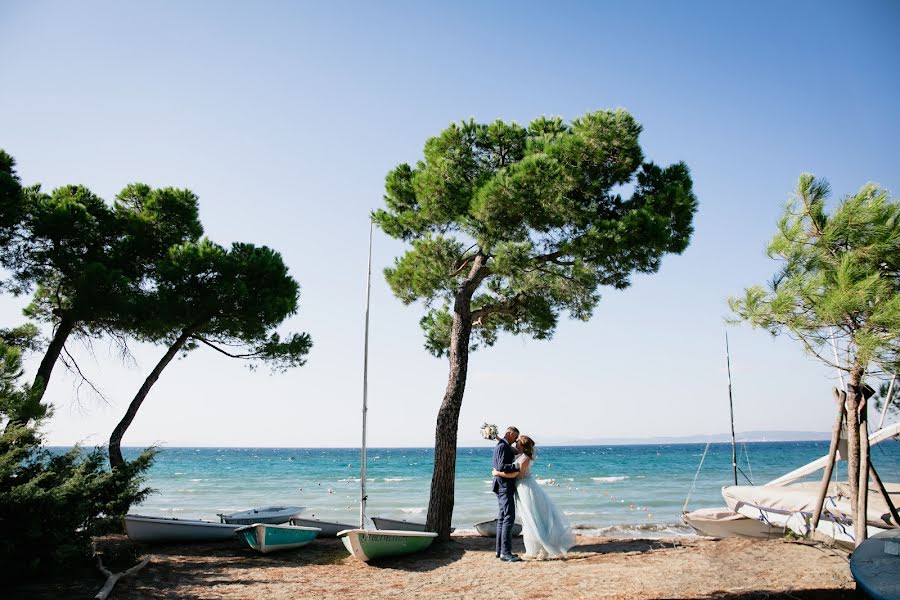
top-left (124, 514), bottom-right (240, 543)
top-left (218, 505), bottom-right (305, 525)
top-left (723, 480), bottom-right (898, 547)
top-left (473, 519), bottom-right (523, 538)
top-left (681, 507), bottom-right (785, 539)
top-left (290, 516), bottom-right (355, 537)
top-left (371, 516), bottom-right (454, 533)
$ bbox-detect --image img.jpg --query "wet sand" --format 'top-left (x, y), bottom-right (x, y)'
top-left (15, 534), bottom-right (857, 599)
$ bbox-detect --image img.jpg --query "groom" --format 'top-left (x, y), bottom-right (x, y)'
top-left (492, 425), bottom-right (521, 562)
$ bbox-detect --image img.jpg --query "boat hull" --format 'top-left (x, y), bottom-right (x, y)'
top-left (681, 507), bottom-right (785, 539)
top-left (290, 517), bottom-right (355, 537)
top-left (235, 523), bottom-right (321, 553)
top-left (371, 516), bottom-right (454, 533)
top-left (338, 529), bottom-right (437, 561)
top-left (473, 519), bottom-right (523, 538)
top-left (219, 506), bottom-right (305, 525)
top-left (124, 514), bottom-right (240, 543)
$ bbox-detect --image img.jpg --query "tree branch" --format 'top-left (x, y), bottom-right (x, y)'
top-left (194, 335), bottom-right (260, 359)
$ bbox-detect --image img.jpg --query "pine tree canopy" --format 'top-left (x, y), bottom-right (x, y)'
top-left (374, 110), bottom-right (698, 356)
top-left (729, 174), bottom-right (900, 376)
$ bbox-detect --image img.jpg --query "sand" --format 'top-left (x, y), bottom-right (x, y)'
top-left (14, 534), bottom-right (857, 599)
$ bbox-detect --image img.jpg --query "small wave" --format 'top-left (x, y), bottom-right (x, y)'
top-left (384, 477), bottom-right (410, 482)
top-left (400, 507), bottom-right (425, 515)
top-left (564, 511), bottom-right (599, 516)
top-left (189, 478), bottom-right (206, 482)
top-left (536, 478), bottom-right (558, 485)
top-left (577, 522), bottom-right (697, 539)
top-left (592, 476), bottom-right (627, 482)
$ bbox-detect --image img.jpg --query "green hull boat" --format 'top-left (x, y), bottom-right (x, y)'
top-left (337, 529), bottom-right (437, 562)
top-left (235, 523), bottom-right (321, 553)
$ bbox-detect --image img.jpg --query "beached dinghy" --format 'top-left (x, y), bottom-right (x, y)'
top-left (235, 523), bottom-right (321, 553)
top-left (371, 516), bottom-right (455, 533)
top-left (124, 514), bottom-right (240, 543)
top-left (289, 516), bottom-right (355, 537)
top-left (473, 519), bottom-right (523, 538)
top-left (218, 506), bottom-right (305, 525)
top-left (681, 507), bottom-right (784, 539)
top-left (338, 528), bottom-right (438, 561)
top-left (337, 223), bottom-right (439, 562)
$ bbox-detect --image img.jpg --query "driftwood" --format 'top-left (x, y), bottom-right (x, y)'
top-left (869, 462), bottom-right (900, 527)
top-left (94, 552), bottom-right (150, 600)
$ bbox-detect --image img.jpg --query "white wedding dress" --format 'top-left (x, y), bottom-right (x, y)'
top-left (513, 453), bottom-right (576, 558)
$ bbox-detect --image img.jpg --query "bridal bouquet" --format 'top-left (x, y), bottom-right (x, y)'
top-left (480, 423), bottom-right (498, 440)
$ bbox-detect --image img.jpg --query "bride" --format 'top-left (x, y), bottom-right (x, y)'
top-left (492, 435), bottom-right (575, 559)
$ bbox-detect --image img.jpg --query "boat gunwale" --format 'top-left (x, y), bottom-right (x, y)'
top-left (336, 528), bottom-right (439, 538)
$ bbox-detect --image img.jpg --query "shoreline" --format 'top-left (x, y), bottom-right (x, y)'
top-left (14, 534), bottom-right (856, 599)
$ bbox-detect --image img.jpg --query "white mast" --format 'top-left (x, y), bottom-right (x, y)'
top-left (360, 220), bottom-right (373, 529)
top-left (725, 330), bottom-right (737, 486)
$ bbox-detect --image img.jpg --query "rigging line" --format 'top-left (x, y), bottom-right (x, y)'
top-left (737, 466), bottom-right (753, 485)
top-left (681, 441), bottom-right (711, 513)
top-left (740, 441), bottom-right (753, 484)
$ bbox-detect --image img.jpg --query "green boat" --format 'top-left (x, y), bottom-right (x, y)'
top-left (337, 528), bottom-right (438, 562)
top-left (235, 523), bottom-right (321, 553)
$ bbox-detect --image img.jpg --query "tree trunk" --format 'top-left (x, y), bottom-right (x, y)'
top-left (4, 313), bottom-right (76, 431)
top-left (856, 393), bottom-right (869, 544)
top-left (109, 328), bottom-right (194, 471)
top-left (810, 388), bottom-right (845, 530)
top-left (844, 367), bottom-right (864, 546)
top-left (425, 255), bottom-right (486, 542)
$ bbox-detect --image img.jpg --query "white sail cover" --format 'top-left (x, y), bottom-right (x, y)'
top-left (723, 481), bottom-right (900, 528)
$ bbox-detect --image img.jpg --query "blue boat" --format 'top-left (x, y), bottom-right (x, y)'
top-left (235, 523), bottom-right (322, 553)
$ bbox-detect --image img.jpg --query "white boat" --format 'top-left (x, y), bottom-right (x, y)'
top-left (289, 516), bottom-right (355, 537)
top-left (723, 480), bottom-right (898, 547)
top-left (683, 421), bottom-right (900, 543)
top-left (235, 523), bottom-right (321, 553)
top-left (473, 519), bottom-right (523, 538)
top-left (371, 516), bottom-right (455, 533)
top-left (337, 222), bottom-right (439, 561)
top-left (681, 507), bottom-right (785, 539)
top-left (218, 506), bottom-right (305, 525)
top-left (124, 514), bottom-right (240, 543)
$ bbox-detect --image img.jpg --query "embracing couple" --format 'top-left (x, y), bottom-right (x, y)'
top-left (492, 425), bottom-right (575, 562)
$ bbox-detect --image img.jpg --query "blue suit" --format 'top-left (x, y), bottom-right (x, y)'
top-left (492, 437), bottom-right (519, 557)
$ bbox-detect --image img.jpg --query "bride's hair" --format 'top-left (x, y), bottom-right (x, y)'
top-left (517, 435), bottom-right (536, 459)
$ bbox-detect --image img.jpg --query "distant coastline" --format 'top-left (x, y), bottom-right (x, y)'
top-left (101, 430), bottom-right (846, 450)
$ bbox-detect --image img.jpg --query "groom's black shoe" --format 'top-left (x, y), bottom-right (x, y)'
top-left (499, 554), bottom-right (522, 562)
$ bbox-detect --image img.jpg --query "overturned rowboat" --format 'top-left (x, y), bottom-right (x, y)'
top-left (473, 519), bottom-right (523, 538)
top-left (124, 514), bottom-right (239, 543)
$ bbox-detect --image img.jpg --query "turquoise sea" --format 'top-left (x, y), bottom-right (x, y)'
top-left (122, 440), bottom-right (900, 537)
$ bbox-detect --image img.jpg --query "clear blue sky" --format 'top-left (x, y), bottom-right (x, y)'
top-left (1, 1), bottom-right (898, 447)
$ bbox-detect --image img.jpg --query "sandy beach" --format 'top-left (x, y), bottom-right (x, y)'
top-left (14, 534), bottom-right (857, 600)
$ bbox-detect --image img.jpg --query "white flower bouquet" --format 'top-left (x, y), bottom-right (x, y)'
top-left (480, 423), bottom-right (498, 440)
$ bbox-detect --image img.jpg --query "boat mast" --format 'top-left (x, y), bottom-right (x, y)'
top-left (360, 220), bottom-right (373, 529)
top-left (725, 330), bottom-right (737, 486)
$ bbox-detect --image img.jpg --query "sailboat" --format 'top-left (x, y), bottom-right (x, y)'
top-left (337, 221), bottom-right (437, 562)
top-left (684, 338), bottom-right (900, 545)
top-left (682, 332), bottom-right (785, 539)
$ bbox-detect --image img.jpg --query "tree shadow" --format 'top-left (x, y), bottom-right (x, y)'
top-left (570, 538), bottom-right (676, 555)
top-left (698, 591), bottom-right (858, 599)
top-left (362, 538), bottom-right (466, 571)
